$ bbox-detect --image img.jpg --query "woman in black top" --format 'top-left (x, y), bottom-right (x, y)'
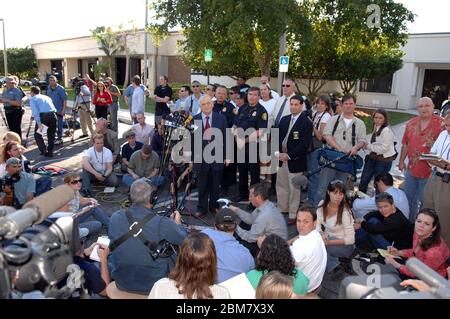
top-left (354, 192), bottom-right (413, 250)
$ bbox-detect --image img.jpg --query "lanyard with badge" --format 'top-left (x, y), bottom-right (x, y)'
top-left (94, 149), bottom-right (104, 174)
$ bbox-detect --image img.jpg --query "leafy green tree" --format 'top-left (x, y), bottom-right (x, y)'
top-left (150, 0), bottom-right (309, 78)
top-left (0, 47), bottom-right (37, 79)
top-left (91, 26), bottom-right (124, 78)
top-left (289, 0), bottom-right (414, 96)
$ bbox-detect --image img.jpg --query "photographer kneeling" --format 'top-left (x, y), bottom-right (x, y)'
top-left (0, 157), bottom-right (35, 208)
top-left (108, 179), bottom-right (187, 295)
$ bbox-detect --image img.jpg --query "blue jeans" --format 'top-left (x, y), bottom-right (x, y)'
top-left (402, 170), bottom-right (427, 223)
top-left (325, 240), bottom-right (355, 272)
top-left (314, 167), bottom-right (350, 208)
top-left (307, 149), bottom-right (320, 205)
top-left (56, 113), bottom-right (64, 139)
top-left (108, 102), bottom-right (119, 132)
top-left (78, 207), bottom-right (110, 227)
top-left (358, 157), bottom-right (392, 194)
top-left (356, 217), bottom-right (391, 249)
top-left (35, 176), bottom-right (52, 196)
top-left (122, 174), bottom-right (165, 188)
top-left (79, 220), bottom-right (102, 235)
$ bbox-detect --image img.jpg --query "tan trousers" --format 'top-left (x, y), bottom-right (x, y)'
top-left (276, 162), bottom-right (302, 219)
top-left (79, 108), bottom-right (94, 135)
top-left (423, 175), bottom-right (450, 247)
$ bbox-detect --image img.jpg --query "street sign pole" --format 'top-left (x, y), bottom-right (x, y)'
top-left (204, 49), bottom-right (213, 85)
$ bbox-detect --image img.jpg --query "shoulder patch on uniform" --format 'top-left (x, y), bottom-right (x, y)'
top-left (262, 112), bottom-right (267, 121)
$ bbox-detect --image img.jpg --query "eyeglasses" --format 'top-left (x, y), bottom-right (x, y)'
top-left (71, 179), bottom-right (82, 184)
top-left (282, 84), bottom-right (291, 88)
top-left (330, 180), bottom-right (344, 186)
top-left (192, 85), bottom-right (200, 88)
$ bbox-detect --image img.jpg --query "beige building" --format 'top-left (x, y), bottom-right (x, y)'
top-left (31, 31), bottom-right (191, 89)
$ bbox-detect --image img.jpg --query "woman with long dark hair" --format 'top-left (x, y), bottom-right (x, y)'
top-left (317, 180), bottom-right (355, 272)
top-left (307, 95), bottom-right (333, 205)
top-left (385, 208), bottom-right (450, 278)
top-left (149, 233), bottom-right (230, 299)
top-left (359, 108), bottom-right (396, 194)
top-left (246, 234), bottom-right (309, 295)
top-left (93, 81), bottom-right (112, 120)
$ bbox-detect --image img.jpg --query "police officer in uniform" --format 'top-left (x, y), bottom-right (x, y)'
top-left (214, 85), bottom-right (237, 193)
top-left (232, 87), bottom-right (268, 202)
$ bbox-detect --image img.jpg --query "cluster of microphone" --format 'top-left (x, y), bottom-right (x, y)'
top-left (164, 111), bottom-right (195, 131)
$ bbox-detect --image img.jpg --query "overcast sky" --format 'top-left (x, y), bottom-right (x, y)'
top-left (1, 0), bottom-right (449, 48)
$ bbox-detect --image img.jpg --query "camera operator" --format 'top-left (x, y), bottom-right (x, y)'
top-left (108, 179), bottom-right (187, 295)
top-left (74, 80), bottom-right (94, 138)
top-left (81, 134), bottom-right (119, 198)
top-left (0, 157), bottom-right (35, 208)
top-left (0, 141), bottom-right (52, 197)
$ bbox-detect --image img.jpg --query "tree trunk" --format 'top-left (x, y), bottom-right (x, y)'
top-left (123, 37), bottom-right (130, 88)
top-left (108, 56), bottom-right (113, 79)
top-left (124, 54), bottom-right (130, 88)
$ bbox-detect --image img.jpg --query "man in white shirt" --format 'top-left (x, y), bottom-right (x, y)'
top-left (81, 134), bottom-right (120, 197)
top-left (131, 113), bottom-right (153, 145)
top-left (353, 173), bottom-right (410, 219)
top-left (269, 78), bottom-right (296, 129)
top-left (288, 205), bottom-right (327, 293)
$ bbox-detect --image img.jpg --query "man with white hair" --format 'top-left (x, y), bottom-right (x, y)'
top-left (398, 97), bottom-right (444, 222)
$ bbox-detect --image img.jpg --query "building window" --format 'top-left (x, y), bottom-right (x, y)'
top-left (359, 74), bottom-right (393, 93)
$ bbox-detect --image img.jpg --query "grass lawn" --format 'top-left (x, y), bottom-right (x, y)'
top-left (355, 108), bottom-right (415, 129)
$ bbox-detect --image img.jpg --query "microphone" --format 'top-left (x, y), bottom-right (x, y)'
top-left (0, 185), bottom-right (75, 239)
top-left (183, 114), bottom-right (193, 127)
top-left (291, 175), bottom-right (309, 190)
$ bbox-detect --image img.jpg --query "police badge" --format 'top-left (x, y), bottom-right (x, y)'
top-left (222, 107), bottom-right (227, 113)
top-left (252, 111), bottom-right (257, 117)
top-left (293, 131), bottom-right (299, 139)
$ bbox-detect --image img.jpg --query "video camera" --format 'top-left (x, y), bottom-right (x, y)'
top-left (0, 174), bottom-right (19, 190)
top-left (0, 185), bottom-right (87, 299)
top-left (339, 257), bottom-right (450, 299)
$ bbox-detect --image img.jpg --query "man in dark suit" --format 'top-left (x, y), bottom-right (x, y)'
top-left (192, 95), bottom-right (228, 218)
top-left (277, 95), bottom-right (313, 225)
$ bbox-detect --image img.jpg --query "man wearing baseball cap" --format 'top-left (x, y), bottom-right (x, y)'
top-left (201, 208), bottom-right (255, 283)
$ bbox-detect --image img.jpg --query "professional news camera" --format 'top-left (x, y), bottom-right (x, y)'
top-left (339, 257), bottom-right (450, 299)
top-left (0, 185), bottom-right (89, 299)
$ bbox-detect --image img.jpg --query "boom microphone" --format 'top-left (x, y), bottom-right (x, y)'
top-left (291, 174), bottom-right (309, 190)
top-left (0, 185), bottom-right (75, 239)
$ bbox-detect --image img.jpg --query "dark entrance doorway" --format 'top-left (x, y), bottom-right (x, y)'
top-left (115, 57), bottom-right (142, 87)
top-left (422, 69), bottom-right (450, 109)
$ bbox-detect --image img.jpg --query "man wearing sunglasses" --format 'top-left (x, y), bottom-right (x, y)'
top-left (269, 78), bottom-right (296, 129)
top-left (187, 81), bottom-right (204, 115)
